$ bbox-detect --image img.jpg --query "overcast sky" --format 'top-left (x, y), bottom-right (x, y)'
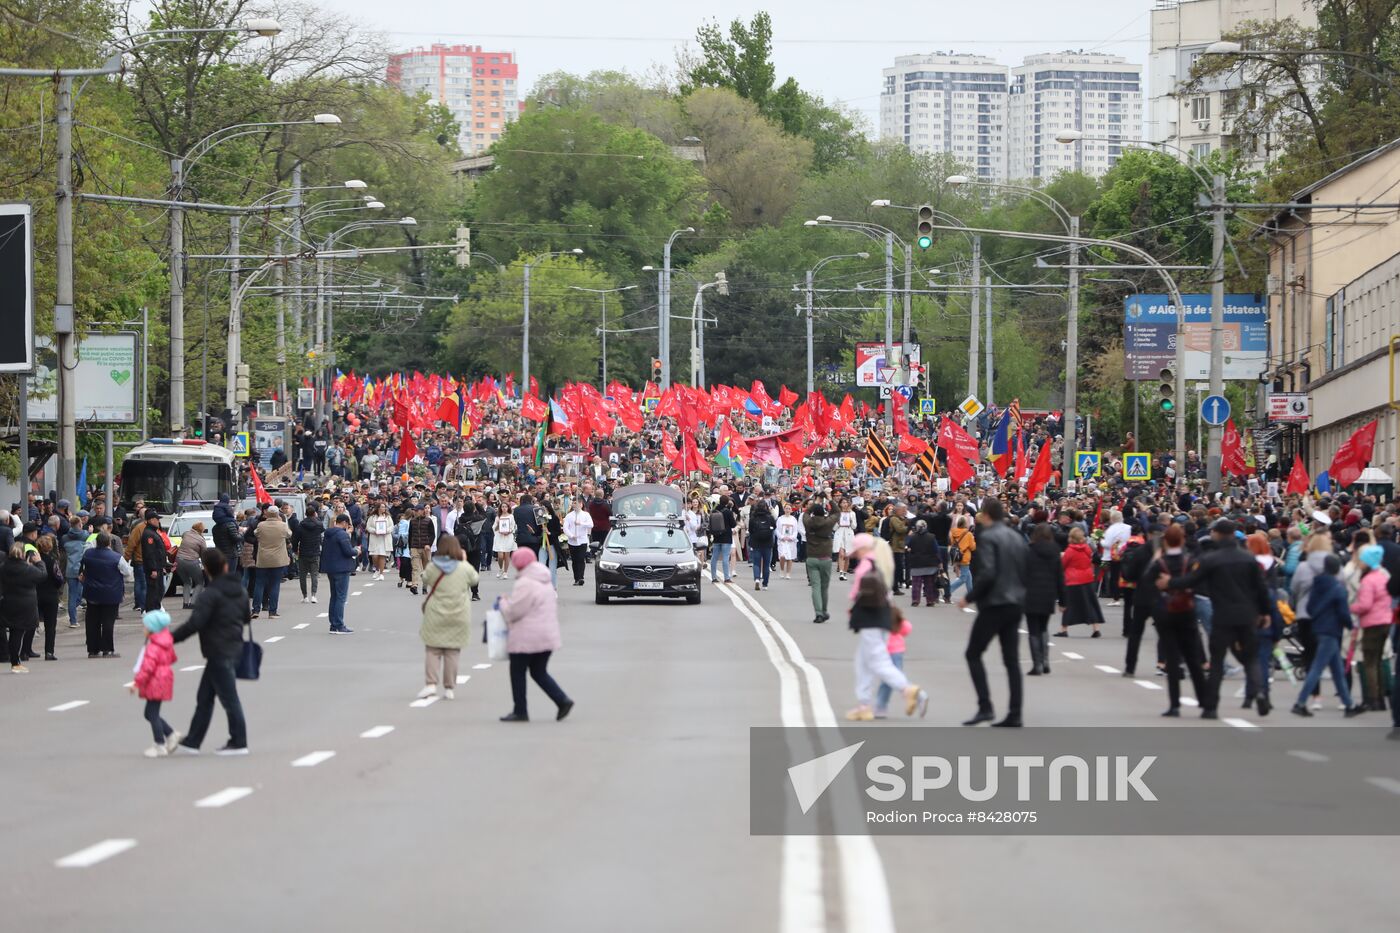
top-left (317, 0), bottom-right (1155, 129)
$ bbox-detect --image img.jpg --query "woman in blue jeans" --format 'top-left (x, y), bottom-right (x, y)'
top-left (1292, 554), bottom-right (1364, 717)
top-left (708, 496), bottom-right (736, 583)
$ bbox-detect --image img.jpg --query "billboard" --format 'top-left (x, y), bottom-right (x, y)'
top-left (1123, 294), bottom-right (1268, 380)
top-left (26, 333), bottom-right (140, 423)
top-left (855, 342), bottom-right (921, 387)
top-left (0, 203), bottom-right (34, 373)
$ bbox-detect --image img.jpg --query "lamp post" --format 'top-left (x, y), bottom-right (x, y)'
top-left (946, 175), bottom-right (1080, 481)
top-left (659, 227), bottom-right (695, 389)
top-left (1056, 129), bottom-right (1220, 490)
top-left (568, 284), bottom-right (637, 387)
top-left (0, 17), bottom-right (281, 500)
top-left (522, 248), bottom-right (584, 393)
top-left (687, 273), bottom-right (729, 387)
top-left (804, 252), bottom-right (869, 394)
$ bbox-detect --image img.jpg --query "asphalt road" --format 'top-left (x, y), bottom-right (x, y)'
top-left (0, 561), bottom-right (1395, 932)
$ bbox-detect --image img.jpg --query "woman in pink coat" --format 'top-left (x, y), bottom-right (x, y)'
top-left (1349, 544), bottom-right (1393, 710)
top-left (130, 609), bottom-right (181, 758)
top-left (498, 549), bottom-right (573, 722)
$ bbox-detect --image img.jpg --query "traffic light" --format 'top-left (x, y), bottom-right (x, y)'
top-left (916, 205), bottom-right (935, 250)
top-left (235, 362), bottom-right (250, 406)
top-left (455, 226), bottom-right (471, 267)
top-left (193, 416), bottom-right (204, 438)
top-left (1157, 365), bottom-right (1176, 413)
top-left (651, 358), bottom-right (662, 382)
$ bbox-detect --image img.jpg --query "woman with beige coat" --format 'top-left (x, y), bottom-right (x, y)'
top-left (417, 533), bottom-right (480, 700)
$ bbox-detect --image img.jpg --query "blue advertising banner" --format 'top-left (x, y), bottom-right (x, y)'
top-left (1123, 294), bottom-right (1268, 380)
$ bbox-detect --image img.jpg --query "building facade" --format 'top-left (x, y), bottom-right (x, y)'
top-left (1264, 138), bottom-right (1400, 488)
top-left (880, 52), bottom-right (1140, 182)
top-left (386, 43), bottom-right (521, 155)
top-left (879, 54), bottom-right (1009, 181)
top-left (1008, 53), bottom-right (1142, 181)
top-left (1148, 0), bottom-right (1316, 169)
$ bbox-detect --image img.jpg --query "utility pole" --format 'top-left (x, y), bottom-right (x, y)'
top-left (274, 237), bottom-right (288, 444)
top-left (168, 157), bottom-right (185, 433)
top-left (805, 269), bottom-right (815, 395)
top-left (695, 288), bottom-right (707, 387)
top-left (1062, 215), bottom-right (1081, 486)
top-left (55, 76), bottom-right (77, 499)
top-left (883, 231), bottom-right (895, 427)
top-left (901, 244), bottom-right (912, 349)
top-left (985, 275), bottom-right (994, 407)
top-left (968, 236), bottom-right (981, 401)
top-left (224, 215), bottom-right (240, 414)
top-left (290, 163), bottom-right (303, 346)
top-left (600, 290), bottom-right (608, 388)
top-left (1206, 172), bottom-right (1227, 493)
top-left (522, 260), bottom-right (532, 394)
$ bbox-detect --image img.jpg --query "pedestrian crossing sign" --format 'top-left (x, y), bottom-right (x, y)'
top-left (1075, 451), bottom-right (1101, 478)
top-left (231, 432), bottom-right (250, 457)
top-left (1123, 452), bottom-right (1151, 482)
top-left (919, 398), bottom-right (937, 415)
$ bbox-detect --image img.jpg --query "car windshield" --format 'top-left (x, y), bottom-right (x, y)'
top-left (120, 461), bottom-right (228, 514)
top-left (614, 492), bottom-right (681, 519)
top-left (606, 525), bottom-right (687, 551)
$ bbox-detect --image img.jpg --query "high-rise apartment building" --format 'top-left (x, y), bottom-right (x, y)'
top-left (1148, 0), bottom-right (1316, 170)
top-left (1008, 53), bottom-right (1142, 181)
top-left (880, 52), bottom-right (1141, 182)
top-left (386, 43), bottom-right (521, 155)
top-left (880, 54), bottom-right (1009, 181)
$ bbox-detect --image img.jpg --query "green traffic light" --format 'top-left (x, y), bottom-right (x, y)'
top-left (917, 235), bottom-right (933, 250)
top-left (1160, 399), bottom-right (1175, 413)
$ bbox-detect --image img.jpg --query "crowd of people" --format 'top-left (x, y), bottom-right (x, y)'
top-left (4, 387), bottom-right (1397, 752)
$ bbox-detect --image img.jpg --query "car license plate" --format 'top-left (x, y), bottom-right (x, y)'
top-left (633, 581), bottom-right (663, 590)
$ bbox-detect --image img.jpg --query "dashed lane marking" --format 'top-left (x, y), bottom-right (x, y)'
top-left (1180, 697), bottom-right (1200, 708)
top-left (1222, 718), bottom-right (1260, 730)
top-left (351, 591), bottom-right (362, 597)
top-left (48, 700), bottom-right (89, 712)
top-left (317, 613), bottom-right (328, 618)
top-left (180, 665), bottom-right (204, 672)
top-left (360, 726), bottom-right (395, 739)
top-left (1061, 652), bottom-right (1084, 660)
top-left (1094, 664), bottom-right (1121, 674)
top-left (1133, 680), bottom-right (1164, 691)
top-left (1287, 750), bottom-right (1331, 763)
top-left (55, 839), bottom-right (136, 868)
top-left (293, 623), bottom-right (309, 630)
top-left (194, 786), bottom-right (254, 808)
top-left (409, 695), bottom-right (439, 709)
top-left (455, 675), bottom-right (470, 685)
top-left (1365, 777), bottom-right (1400, 796)
top-left (291, 751), bottom-right (336, 768)
top-left (263, 636), bottom-right (284, 644)
top-left (471, 663), bottom-right (491, 670)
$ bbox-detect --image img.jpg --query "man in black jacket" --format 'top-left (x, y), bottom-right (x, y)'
top-left (513, 494), bottom-right (543, 558)
top-left (172, 550), bottom-right (250, 755)
top-left (1159, 519), bottom-right (1273, 718)
top-left (139, 511), bottom-right (170, 612)
top-left (959, 499), bottom-right (1030, 727)
top-left (293, 507), bottom-right (325, 604)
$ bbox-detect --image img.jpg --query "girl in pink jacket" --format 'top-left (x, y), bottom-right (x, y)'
top-left (873, 614), bottom-right (914, 719)
top-left (1349, 545), bottom-right (1392, 710)
top-left (130, 609), bottom-right (180, 758)
top-left (497, 549), bottom-right (574, 723)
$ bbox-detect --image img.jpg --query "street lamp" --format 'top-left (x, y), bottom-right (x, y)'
top-left (804, 253), bottom-right (868, 394)
top-left (658, 227), bottom-right (695, 389)
top-left (687, 273), bottom-right (729, 387)
top-left (569, 284), bottom-right (638, 387)
top-left (522, 248), bottom-right (585, 393)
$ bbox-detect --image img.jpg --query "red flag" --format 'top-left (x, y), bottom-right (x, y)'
top-left (615, 399), bottom-right (644, 432)
top-left (661, 432), bottom-right (680, 467)
top-left (777, 385), bottom-right (798, 409)
top-left (520, 394), bottom-right (548, 423)
top-left (1284, 454), bottom-right (1310, 496)
top-left (504, 373), bottom-right (515, 398)
top-left (831, 395), bottom-right (857, 435)
top-left (936, 416), bottom-right (980, 462)
top-left (397, 428), bottom-right (417, 467)
top-left (777, 436), bottom-right (807, 469)
top-left (898, 433), bottom-right (928, 456)
top-left (684, 434), bottom-right (712, 475)
top-left (890, 391), bottom-right (911, 437)
top-left (1327, 420), bottom-right (1378, 490)
top-left (1222, 418), bottom-right (1250, 477)
top-left (528, 375), bottom-right (539, 398)
top-left (434, 395), bottom-right (459, 425)
top-left (249, 466), bottom-right (273, 507)
top-left (1026, 441), bottom-right (1055, 498)
top-left (750, 380), bottom-right (782, 417)
top-left (945, 454), bottom-right (975, 489)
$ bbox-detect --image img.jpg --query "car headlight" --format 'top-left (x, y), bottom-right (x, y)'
top-left (598, 560), bottom-right (621, 571)
top-left (676, 560), bottom-right (699, 572)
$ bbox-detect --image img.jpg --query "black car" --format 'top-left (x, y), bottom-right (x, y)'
top-left (595, 517), bottom-right (702, 605)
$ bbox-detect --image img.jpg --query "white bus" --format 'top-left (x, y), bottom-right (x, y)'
top-left (119, 439), bottom-right (238, 516)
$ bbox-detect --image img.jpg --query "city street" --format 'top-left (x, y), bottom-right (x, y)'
top-left (1, 568), bottom-right (1394, 933)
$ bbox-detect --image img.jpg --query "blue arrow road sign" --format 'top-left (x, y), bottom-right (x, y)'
top-left (1200, 394), bottom-right (1231, 426)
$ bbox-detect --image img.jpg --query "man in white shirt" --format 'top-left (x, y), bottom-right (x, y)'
top-left (562, 500), bottom-right (594, 586)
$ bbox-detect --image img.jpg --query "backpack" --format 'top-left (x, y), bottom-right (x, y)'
top-left (1159, 555), bottom-right (1194, 614)
top-left (1118, 538), bottom-right (1149, 588)
top-left (708, 510), bottom-right (727, 534)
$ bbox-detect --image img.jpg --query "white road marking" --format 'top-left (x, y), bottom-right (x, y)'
top-left (360, 726), bottom-right (395, 739)
top-left (1180, 697), bottom-right (1200, 707)
top-left (48, 700), bottom-right (89, 712)
top-left (364, 582), bottom-right (375, 587)
top-left (1222, 717), bottom-right (1260, 730)
top-left (1061, 652), bottom-right (1084, 660)
top-left (455, 675), bottom-right (470, 685)
top-left (1094, 664), bottom-right (1121, 674)
top-left (1134, 680), bottom-right (1164, 691)
top-left (263, 636), bottom-right (285, 644)
top-left (471, 663), bottom-right (491, 670)
top-left (409, 695), bottom-right (439, 708)
top-left (55, 839), bottom-right (136, 868)
top-left (723, 584), bottom-right (893, 933)
top-left (180, 665), bottom-right (204, 672)
top-left (351, 591), bottom-right (362, 596)
top-left (1366, 777), bottom-right (1400, 795)
top-left (194, 786), bottom-right (254, 808)
top-left (317, 612), bottom-right (328, 618)
top-left (293, 623), bottom-right (309, 630)
top-left (1287, 750), bottom-right (1331, 763)
top-left (122, 681), bottom-right (134, 688)
top-left (291, 751), bottom-right (336, 768)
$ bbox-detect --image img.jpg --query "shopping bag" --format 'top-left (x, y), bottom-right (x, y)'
top-left (235, 620), bottom-right (262, 680)
top-left (485, 609), bottom-right (508, 661)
